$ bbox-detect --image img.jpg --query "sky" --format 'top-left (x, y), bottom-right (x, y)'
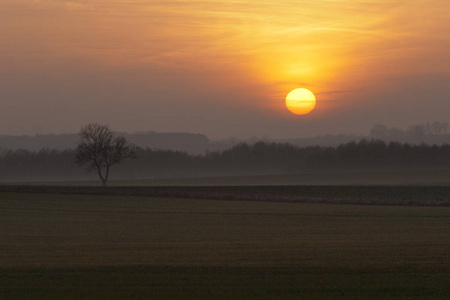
top-left (1, 0), bottom-right (449, 139)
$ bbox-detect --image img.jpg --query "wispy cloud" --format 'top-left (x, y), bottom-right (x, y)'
top-left (1, 0), bottom-right (449, 136)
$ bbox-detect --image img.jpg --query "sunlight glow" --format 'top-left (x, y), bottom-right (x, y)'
top-left (2, 0), bottom-right (449, 119)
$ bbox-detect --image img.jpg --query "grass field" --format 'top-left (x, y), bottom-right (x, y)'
top-left (0, 191), bottom-right (449, 299)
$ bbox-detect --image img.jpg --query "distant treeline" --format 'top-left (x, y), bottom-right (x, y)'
top-left (1, 139), bottom-right (450, 182)
top-left (369, 122), bottom-right (449, 140)
top-left (0, 131), bottom-right (210, 154)
top-left (2, 122), bottom-right (450, 155)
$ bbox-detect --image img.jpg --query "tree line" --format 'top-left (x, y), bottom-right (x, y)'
top-left (1, 139), bottom-right (450, 183)
top-left (369, 122), bottom-right (449, 140)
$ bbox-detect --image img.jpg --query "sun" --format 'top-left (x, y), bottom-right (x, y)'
top-left (285, 88), bottom-right (316, 115)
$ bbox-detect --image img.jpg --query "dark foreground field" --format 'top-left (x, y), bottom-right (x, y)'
top-left (2, 185), bottom-right (450, 206)
top-left (0, 191), bottom-right (449, 299)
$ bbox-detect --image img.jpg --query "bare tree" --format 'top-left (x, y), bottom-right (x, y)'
top-left (75, 123), bottom-right (136, 186)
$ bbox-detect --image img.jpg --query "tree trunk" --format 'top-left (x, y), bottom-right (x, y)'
top-left (97, 166), bottom-right (107, 186)
top-left (103, 166), bottom-right (110, 186)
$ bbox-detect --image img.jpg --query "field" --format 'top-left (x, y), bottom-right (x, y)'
top-left (10, 170), bottom-right (450, 187)
top-left (0, 190), bottom-right (449, 299)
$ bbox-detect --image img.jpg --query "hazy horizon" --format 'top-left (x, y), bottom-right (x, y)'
top-left (0, 127), bottom-right (366, 141)
top-left (1, 1), bottom-right (449, 139)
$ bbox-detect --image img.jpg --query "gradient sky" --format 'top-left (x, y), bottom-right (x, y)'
top-left (1, 0), bottom-right (449, 139)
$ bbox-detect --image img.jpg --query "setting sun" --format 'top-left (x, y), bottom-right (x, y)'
top-left (285, 88), bottom-right (316, 115)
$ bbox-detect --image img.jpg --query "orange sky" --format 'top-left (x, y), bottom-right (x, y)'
top-left (1, 0), bottom-right (449, 138)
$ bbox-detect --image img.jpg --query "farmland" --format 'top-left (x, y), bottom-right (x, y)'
top-left (0, 189), bottom-right (449, 299)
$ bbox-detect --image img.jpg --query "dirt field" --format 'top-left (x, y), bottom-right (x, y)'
top-left (0, 191), bottom-right (449, 299)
